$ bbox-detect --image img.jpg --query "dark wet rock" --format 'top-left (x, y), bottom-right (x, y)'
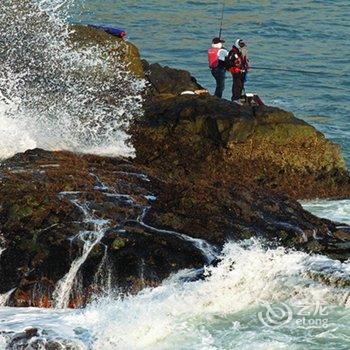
top-left (141, 60), bottom-right (204, 97)
top-left (1, 27), bottom-right (350, 308)
top-left (0, 149), bottom-right (349, 308)
top-left (3, 327), bottom-right (81, 350)
top-left (0, 149), bottom-right (206, 307)
top-left (132, 90), bottom-right (350, 200)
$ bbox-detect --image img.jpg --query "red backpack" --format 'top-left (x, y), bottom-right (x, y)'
top-left (208, 47), bottom-right (220, 69)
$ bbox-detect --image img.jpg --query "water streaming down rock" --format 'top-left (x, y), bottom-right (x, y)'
top-left (93, 246), bottom-right (113, 296)
top-left (53, 198), bottom-right (110, 309)
top-left (90, 171), bottom-right (218, 265)
top-left (0, 242), bottom-right (12, 307)
top-left (50, 171), bottom-right (217, 308)
top-left (136, 206), bottom-right (218, 264)
top-left (0, 288), bottom-right (16, 307)
top-left (0, 0), bottom-right (145, 160)
top-left (0, 234), bottom-right (6, 253)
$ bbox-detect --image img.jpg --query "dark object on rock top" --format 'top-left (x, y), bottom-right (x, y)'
top-left (88, 24), bottom-right (127, 38)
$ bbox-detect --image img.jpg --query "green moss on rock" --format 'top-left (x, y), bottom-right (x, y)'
top-left (112, 238), bottom-right (126, 250)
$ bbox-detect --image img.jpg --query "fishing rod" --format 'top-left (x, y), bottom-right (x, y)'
top-left (215, 2), bottom-right (340, 77)
top-left (218, 0), bottom-right (225, 39)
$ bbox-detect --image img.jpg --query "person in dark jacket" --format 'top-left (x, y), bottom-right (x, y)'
top-left (208, 37), bottom-right (229, 98)
top-left (235, 38), bottom-right (250, 91)
top-left (227, 45), bottom-right (244, 104)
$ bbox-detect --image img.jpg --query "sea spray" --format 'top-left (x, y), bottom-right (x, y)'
top-left (0, 0), bottom-right (145, 160)
top-left (0, 240), bottom-right (347, 349)
top-left (0, 288), bottom-right (16, 307)
top-left (67, 241), bottom-right (350, 349)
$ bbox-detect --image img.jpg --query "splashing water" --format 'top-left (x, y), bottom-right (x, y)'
top-left (0, 0), bottom-right (145, 160)
top-left (1, 240), bottom-right (350, 349)
top-left (0, 288), bottom-right (16, 307)
top-left (302, 199), bottom-right (350, 226)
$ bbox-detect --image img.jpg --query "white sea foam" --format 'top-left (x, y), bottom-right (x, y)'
top-left (72, 241), bottom-right (348, 350)
top-left (1, 240), bottom-right (349, 349)
top-left (302, 199), bottom-right (350, 226)
top-left (0, 0), bottom-right (145, 161)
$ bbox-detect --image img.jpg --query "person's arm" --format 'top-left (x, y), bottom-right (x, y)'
top-left (218, 49), bottom-right (228, 62)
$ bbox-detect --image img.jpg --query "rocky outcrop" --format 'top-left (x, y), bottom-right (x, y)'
top-left (1, 26), bottom-right (350, 308)
top-left (141, 60), bottom-right (204, 96)
top-left (69, 24), bottom-right (144, 78)
top-left (133, 63), bottom-right (350, 200)
top-left (69, 25), bottom-right (349, 200)
top-left (0, 149), bottom-right (349, 308)
top-left (0, 149), bottom-right (205, 307)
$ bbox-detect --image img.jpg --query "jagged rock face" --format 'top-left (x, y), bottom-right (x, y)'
top-left (1, 27), bottom-right (349, 309)
top-left (0, 149), bottom-right (349, 308)
top-left (132, 92), bottom-right (350, 200)
top-left (66, 28), bottom-right (350, 198)
top-left (0, 150), bottom-right (206, 307)
top-left (141, 60), bottom-right (204, 96)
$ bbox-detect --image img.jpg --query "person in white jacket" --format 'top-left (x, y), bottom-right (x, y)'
top-left (208, 37), bottom-right (229, 98)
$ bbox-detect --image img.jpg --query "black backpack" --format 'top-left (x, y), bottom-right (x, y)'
top-left (225, 49), bottom-right (239, 70)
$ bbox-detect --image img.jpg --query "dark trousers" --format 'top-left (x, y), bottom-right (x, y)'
top-left (211, 66), bottom-right (226, 98)
top-left (231, 73), bottom-right (243, 101)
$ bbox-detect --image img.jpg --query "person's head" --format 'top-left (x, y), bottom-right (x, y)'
top-left (236, 38), bottom-right (246, 48)
top-left (212, 37), bottom-right (225, 48)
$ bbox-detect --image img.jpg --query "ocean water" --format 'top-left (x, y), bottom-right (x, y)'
top-left (0, 1), bottom-right (350, 349)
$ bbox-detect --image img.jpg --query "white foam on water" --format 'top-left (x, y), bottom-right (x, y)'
top-left (302, 199), bottom-right (350, 226)
top-left (76, 241), bottom-right (349, 350)
top-left (0, 0), bottom-right (145, 161)
top-left (1, 240), bottom-right (350, 349)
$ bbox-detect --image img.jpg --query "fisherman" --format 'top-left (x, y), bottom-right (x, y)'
top-left (227, 44), bottom-right (244, 104)
top-left (235, 38), bottom-right (250, 89)
top-left (208, 37), bottom-right (229, 98)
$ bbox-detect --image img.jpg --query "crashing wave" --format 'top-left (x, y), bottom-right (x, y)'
top-left (0, 0), bottom-right (145, 160)
top-left (1, 240), bottom-right (349, 349)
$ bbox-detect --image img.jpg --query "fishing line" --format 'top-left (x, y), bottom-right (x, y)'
top-left (251, 66), bottom-right (343, 76)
